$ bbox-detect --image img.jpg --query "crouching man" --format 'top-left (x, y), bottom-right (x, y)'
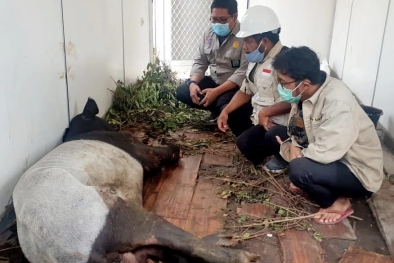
top-left (217, 5), bottom-right (291, 171)
top-left (271, 46), bottom-right (384, 224)
top-left (176, 0), bottom-right (248, 122)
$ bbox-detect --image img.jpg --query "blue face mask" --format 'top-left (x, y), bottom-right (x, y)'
top-left (277, 81), bottom-right (304, 103)
top-left (245, 42), bottom-right (265, 63)
top-left (212, 23), bottom-right (231, 36)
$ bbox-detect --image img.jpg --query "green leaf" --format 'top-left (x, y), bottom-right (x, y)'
top-left (238, 215), bottom-right (248, 224)
top-left (313, 232), bottom-right (323, 242)
top-left (241, 232), bottom-right (251, 239)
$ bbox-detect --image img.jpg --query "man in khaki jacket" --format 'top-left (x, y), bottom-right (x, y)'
top-left (176, 0), bottom-right (248, 122)
top-left (271, 46), bottom-right (384, 225)
top-left (217, 6), bottom-right (291, 168)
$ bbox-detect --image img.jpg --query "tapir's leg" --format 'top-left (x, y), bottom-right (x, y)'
top-left (67, 131), bottom-right (181, 174)
top-left (92, 197), bottom-right (260, 263)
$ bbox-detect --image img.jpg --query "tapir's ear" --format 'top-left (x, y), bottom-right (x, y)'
top-left (82, 97), bottom-right (99, 119)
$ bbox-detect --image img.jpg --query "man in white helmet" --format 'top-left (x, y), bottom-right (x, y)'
top-left (217, 5), bottom-right (291, 172)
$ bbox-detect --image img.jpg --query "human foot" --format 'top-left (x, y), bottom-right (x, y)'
top-left (289, 183), bottom-right (305, 196)
top-left (314, 197), bottom-right (353, 224)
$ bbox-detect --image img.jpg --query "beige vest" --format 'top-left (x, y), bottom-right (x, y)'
top-left (240, 41), bottom-right (289, 125)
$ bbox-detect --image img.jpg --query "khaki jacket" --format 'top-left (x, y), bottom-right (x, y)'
top-left (280, 76), bottom-right (384, 192)
top-left (240, 41), bottom-right (289, 125)
top-left (190, 21), bottom-right (248, 86)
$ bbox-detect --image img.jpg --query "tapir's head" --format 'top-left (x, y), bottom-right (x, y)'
top-left (62, 98), bottom-right (114, 142)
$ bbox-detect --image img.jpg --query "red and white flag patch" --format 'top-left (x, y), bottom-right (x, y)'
top-left (262, 68), bottom-right (272, 77)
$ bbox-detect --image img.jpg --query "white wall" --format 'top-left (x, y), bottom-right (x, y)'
top-left (0, 0), bottom-right (69, 209)
top-left (62, 0), bottom-right (125, 118)
top-left (124, 0), bottom-right (152, 84)
top-left (373, 0), bottom-right (394, 136)
top-left (0, 0), bottom-right (151, 213)
top-left (249, 0), bottom-right (337, 60)
top-left (328, 0), bottom-right (353, 79)
top-left (329, 0), bottom-right (394, 137)
top-left (341, 0), bottom-right (389, 106)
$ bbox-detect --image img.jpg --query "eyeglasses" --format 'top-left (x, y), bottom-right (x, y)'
top-left (278, 79), bottom-right (300, 87)
top-left (210, 16), bottom-right (232, 24)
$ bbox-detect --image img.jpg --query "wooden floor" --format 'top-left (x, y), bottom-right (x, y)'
top-left (142, 132), bottom-right (394, 263)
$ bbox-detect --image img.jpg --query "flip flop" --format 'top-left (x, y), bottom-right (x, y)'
top-left (313, 208), bottom-right (354, 225)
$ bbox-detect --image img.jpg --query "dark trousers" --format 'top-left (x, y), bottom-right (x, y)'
top-left (289, 157), bottom-right (373, 208)
top-left (227, 102), bottom-right (254, 137)
top-left (236, 124), bottom-right (289, 165)
top-left (176, 76), bottom-right (238, 115)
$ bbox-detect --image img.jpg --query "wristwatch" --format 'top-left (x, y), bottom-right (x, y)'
top-left (187, 80), bottom-right (197, 87)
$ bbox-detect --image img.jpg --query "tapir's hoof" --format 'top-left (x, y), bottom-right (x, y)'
top-left (202, 234), bottom-right (239, 247)
top-left (239, 251), bottom-right (261, 263)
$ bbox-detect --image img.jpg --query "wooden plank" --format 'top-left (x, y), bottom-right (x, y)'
top-left (148, 154), bottom-right (201, 219)
top-left (183, 180), bottom-right (227, 237)
top-left (278, 230), bottom-right (325, 263)
top-left (236, 203), bottom-right (274, 219)
top-left (321, 239), bottom-right (355, 263)
top-left (164, 155), bottom-right (202, 186)
top-left (312, 218), bottom-right (357, 241)
top-left (203, 152), bottom-right (233, 167)
top-left (242, 238), bottom-right (282, 263)
top-left (153, 183), bottom-right (194, 219)
top-left (369, 179), bottom-right (394, 258)
top-left (143, 171), bottom-right (167, 211)
top-left (339, 246), bottom-right (393, 263)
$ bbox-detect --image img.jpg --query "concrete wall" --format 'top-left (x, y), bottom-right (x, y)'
top-left (0, 0), bottom-right (151, 212)
top-left (249, 0), bottom-right (337, 61)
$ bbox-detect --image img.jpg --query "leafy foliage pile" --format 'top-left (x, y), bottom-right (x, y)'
top-left (104, 59), bottom-right (205, 134)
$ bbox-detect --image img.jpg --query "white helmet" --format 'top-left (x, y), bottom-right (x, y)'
top-left (236, 5), bottom-right (281, 38)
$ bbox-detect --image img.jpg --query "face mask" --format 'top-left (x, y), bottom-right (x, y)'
top-left (212, 23), bottom-right (231, 36)
top-left (277, 81), bottom-right (305, 103)
top-left (245, 42), bottom-right (265, 63)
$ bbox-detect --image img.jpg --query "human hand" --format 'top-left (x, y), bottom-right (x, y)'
top-left (258, 109), bottom-right (275, 130)
top-left (189, 83), bottom-right (202, 105)
top-left (199, 88), bottom-right (218, 107)
top-left (289, 143), bottom-right (302, 161)
top-left (217, 111), bottom-right (230, 132)
top-left (276, 136), bottom-right (302, 161)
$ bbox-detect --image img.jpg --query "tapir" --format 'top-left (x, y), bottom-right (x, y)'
top-left (12, 98), bottom-right (261, 263)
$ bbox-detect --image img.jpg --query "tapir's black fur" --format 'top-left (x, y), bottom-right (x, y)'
top-left (58, 98), bottom-right (260, 263)
top-left (62, 98), bottom-right (180, 175)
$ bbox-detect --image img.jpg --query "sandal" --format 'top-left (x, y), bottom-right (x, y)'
top-left (313, 208), bottom-right (354, 225)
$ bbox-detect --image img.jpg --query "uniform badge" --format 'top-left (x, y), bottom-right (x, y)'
top-left (232, 41), bottom-right (240, 48)
top-left (205, 36), bottom-right (213, 44)
top-left (231, 59), bottom-right (240, 68)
